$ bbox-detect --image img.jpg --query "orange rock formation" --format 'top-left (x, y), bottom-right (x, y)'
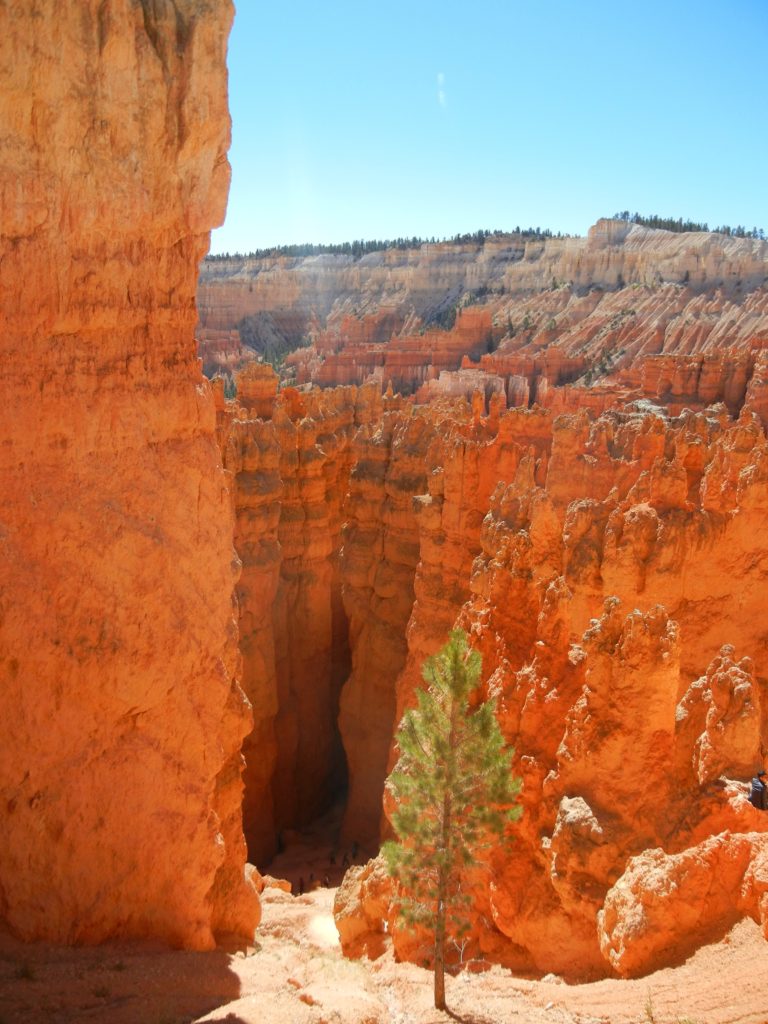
top-left (217, 376), bottom-right (389, 862)
top-left (327, 397), bottom-right (768, 977)
top-left (198, 222), bottom-right (768, 419)
top-left (198, 213), bottom-right (768, 983)
top-left (199, 220), bottom-right (768, 980)
top-left (0, 0), bottom-right (259, 949)
top-left (9, 0), bottom-right (766, 989)
top-left (212, 346), bottom-right (768, 977)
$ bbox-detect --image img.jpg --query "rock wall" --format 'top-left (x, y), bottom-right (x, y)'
top-left (0, 0), bottom-right (259, 948)
top-left (217, 375), bottom-right (387, 862)
top-left (338, 408), bottom-right (437, 846)
top-left (332, 397), bottom-right (768, 977)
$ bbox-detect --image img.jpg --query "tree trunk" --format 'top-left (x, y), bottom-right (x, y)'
top-left (433, 683), bottom-right (457, 1011)
top-left (434, 880), bottom-right (446, 1010)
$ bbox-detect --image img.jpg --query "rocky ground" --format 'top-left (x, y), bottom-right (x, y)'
top-left (2, 818), bottom-right (767, 1024)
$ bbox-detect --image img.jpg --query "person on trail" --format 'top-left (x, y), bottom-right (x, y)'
top-left (749, 769), bottom-right (768, 810)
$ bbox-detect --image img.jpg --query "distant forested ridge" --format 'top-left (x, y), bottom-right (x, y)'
top-left (205, 217), bottom-right (767, 264)
top-left (613, 211), bottom-right (765, 240)
top-left (205, 227), bottom-right (568, 262)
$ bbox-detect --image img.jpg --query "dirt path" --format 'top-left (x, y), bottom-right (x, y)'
top-left (2, 885), bottom-right (766, 1024)
top-left (2, 811), bottom-right (766, 1024)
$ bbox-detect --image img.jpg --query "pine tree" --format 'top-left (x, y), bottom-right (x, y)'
top-left (383, 630), bottom-right (522, 1011)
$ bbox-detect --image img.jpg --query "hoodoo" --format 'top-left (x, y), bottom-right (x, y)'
top-left (0, 0), bottom-right (258, 948)
top-left (198, 223), bottom-right (768, 409)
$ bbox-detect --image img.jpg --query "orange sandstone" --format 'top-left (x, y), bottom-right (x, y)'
top-left (218, 378), bottom-right (386, 859)
top-left (0, 0), bottom-right (258, 949)
top-left (332, 395), bottom-right (768, 977)
top-left (197, 222), bottom-right (768, 412)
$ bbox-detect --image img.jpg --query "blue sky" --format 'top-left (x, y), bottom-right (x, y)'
top-left (210, 0), bottom-right (768, 254)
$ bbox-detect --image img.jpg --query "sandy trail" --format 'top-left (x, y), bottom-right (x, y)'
top-left (2, 882), bottom-right (767, 1024)
top-left (2, 812), bottom-right (766, 1024)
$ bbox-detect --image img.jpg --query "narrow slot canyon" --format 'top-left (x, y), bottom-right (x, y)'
top-left (221, 369), bottom-right (419, 868)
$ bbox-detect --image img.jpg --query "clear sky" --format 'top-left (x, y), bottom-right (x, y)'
top-left (210, 0), bottom-right (768, 254)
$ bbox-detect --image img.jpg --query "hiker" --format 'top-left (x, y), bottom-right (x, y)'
top-left (749, 768), bottom-right (768, 810)
top-left (323, 874), bottom-right (330, 888)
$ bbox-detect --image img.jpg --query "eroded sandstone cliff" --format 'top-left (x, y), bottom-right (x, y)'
top-left (198, 222), bottom-right (768, 419)
top-left (0, 0), bottom-right (259, 949)
top-left (217, 342), bottom-right (768, 977)
top-left (217, 369), bottom-right (389, 862)
top-left (332, 398), bottom-right (768, 977)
